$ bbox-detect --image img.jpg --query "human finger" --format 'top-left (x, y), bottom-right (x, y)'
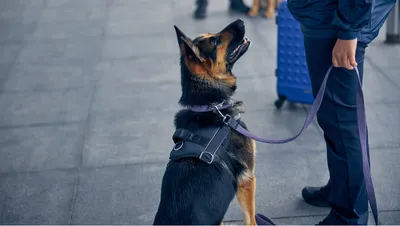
top-left (337, 54), bottom-right (349, 69)
top-left (344, 58), bottom-right (354, 70)
top-left (349, 53), bottom-right (358, 68)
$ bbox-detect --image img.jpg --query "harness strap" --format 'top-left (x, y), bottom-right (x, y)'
top-left (200, 125), bottom-right (231, 164)
top-left (173, 128), bottom-right (210, 147)
top-left (170, 125), bottom-right (231, 165)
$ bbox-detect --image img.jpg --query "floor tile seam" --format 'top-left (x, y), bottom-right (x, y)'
top-left (68, 5), bottom-right (110, 220)
top-left (0, 160), bottom-right (169, 176)
top-left (0, 121), bottom-right (82, 130)
top-left (0, 166), bottom-right (77, 177)
top-left (0, 86), bottom-right (90, 94)
top-left (0, 39), bottom-right (27, 88)
top-left (0, 4), bottom-right (46, 90)
top-left (66, 54), bottom-right (104, 226)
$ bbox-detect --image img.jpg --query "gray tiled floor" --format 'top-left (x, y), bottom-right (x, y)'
top-left (0, 169), bottom-right (77, 224)
top-left (0, 0), bottom-right (399, 225)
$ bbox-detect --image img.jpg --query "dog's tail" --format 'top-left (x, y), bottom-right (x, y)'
top-left (255, 213), bottom-right (276, 225)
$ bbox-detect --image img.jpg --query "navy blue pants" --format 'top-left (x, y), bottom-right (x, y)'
top-left (303, 37), bottom-right (370, 225)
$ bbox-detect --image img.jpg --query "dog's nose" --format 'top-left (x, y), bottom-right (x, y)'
top-left (234, 18), bottom-right (244, 26)
top-left (229, 19), bottom-right (244, 30)
top-left (220, 19), bottom-right (245, 35)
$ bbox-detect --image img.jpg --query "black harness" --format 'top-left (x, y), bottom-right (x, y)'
top-left (169, 112), bottom-right (241, 172)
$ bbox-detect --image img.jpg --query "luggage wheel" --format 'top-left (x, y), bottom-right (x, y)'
top-left (274, 95), bottom-right (286, 109)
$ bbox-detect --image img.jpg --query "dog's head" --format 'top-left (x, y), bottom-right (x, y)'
top-left (174, 19), bottom-right (251, 106)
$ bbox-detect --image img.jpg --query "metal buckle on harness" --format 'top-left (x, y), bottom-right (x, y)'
top-left (199, 151), bottom-right (214, 164)
top-left (222, 114), bottom-right (232, 125)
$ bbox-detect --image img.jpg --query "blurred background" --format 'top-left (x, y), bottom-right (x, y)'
top-left (0, 0), bottom-right (399, 224)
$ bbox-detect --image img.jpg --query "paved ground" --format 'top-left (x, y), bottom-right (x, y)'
top-left (0, 0), bottom-right (399, 225)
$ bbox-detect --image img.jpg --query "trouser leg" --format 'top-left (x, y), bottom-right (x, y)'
top-left (229, 0), bottom-right (250, 13)
top-left (303, 37), bottom-right (370, 225)
top-left (193, 0), bottom-right (208, 19)
top-left (193, 0), bottom-right (250, 18)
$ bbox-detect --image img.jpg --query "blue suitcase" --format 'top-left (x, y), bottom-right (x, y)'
top-left (274, 1), bottom-right (313, 109)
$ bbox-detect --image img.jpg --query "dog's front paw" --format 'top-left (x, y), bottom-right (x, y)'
top-left (248, 7), bottom-right (259, 17)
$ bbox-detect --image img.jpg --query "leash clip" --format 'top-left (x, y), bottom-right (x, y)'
top-left (212, 99), bottom-right (233, 111)
top-left (212, 104), bottom-right (225, 118)
top-left (212, 100), bottom-right (234, 126)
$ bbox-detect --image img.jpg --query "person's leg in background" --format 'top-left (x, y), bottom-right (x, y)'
top-left (193, 0), bottom-right (208, 19)
top-left (302, 37), bottom-right (369, 225)
top-left (193, 0), bottom-right (250, 19)
top-left (229, 0), bottom-right (250, 13)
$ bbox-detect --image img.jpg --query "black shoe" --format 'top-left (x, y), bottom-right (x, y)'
top-left (193, 0), bottom-right (207, 19)
top-left (316, 219), bottom-right (330, 225)
top-left (229, 0), bottom-right (250, 14)
top-left (302, 185), bottom-right (330, 207)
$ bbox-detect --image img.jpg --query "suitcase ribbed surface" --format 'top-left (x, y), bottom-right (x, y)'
top-left (275, 1), bottom-right (314, 106)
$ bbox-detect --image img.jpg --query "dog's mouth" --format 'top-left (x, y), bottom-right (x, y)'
top-left (219, 19), bottom-right (251, 65)
top-left (229, 38), bottom-right (251, 64)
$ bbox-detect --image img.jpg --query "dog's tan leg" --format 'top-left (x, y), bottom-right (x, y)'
top-left (237, 175), bottom-right (257, 226)
top-left (236, 139), bottom-right (257, 225)
top-left (248, 0), bottom-right (260, 17)
top-left (264, 0), bottom-right (275, 18)
top-left (275, 0), bottom-right (283, 9)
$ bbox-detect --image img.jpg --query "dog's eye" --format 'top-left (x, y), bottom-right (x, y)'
top-left (209, 37), bottom-right (218, 47)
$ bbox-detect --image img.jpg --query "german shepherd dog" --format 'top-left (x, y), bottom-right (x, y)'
top-left (153, 19), bottom-right (257, 225)
top-left (248, 0), bottom-right (283, 18)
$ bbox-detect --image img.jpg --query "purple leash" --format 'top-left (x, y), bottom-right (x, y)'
top-left (190, 65), bottom-right (379, 225)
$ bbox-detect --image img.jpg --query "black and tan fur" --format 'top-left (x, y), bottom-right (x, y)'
top-left (153, 19), bottom-right (257, 225)
top-left (248, 0), bottom-right (283, 18)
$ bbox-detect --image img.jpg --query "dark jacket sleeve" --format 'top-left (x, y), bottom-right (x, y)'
top-left (332, 0), bottom-right (373, 40)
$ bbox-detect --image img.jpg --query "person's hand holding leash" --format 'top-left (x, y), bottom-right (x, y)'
top-left (332, 38), bottom-right (358, 70)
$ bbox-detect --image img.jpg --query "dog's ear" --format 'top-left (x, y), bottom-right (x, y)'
top-left (174, 25), bottom-right (203, 62)
top-left (180, 37), bottom-right (203, 62)
top-left (174, 25), bottom-right (188, 46)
